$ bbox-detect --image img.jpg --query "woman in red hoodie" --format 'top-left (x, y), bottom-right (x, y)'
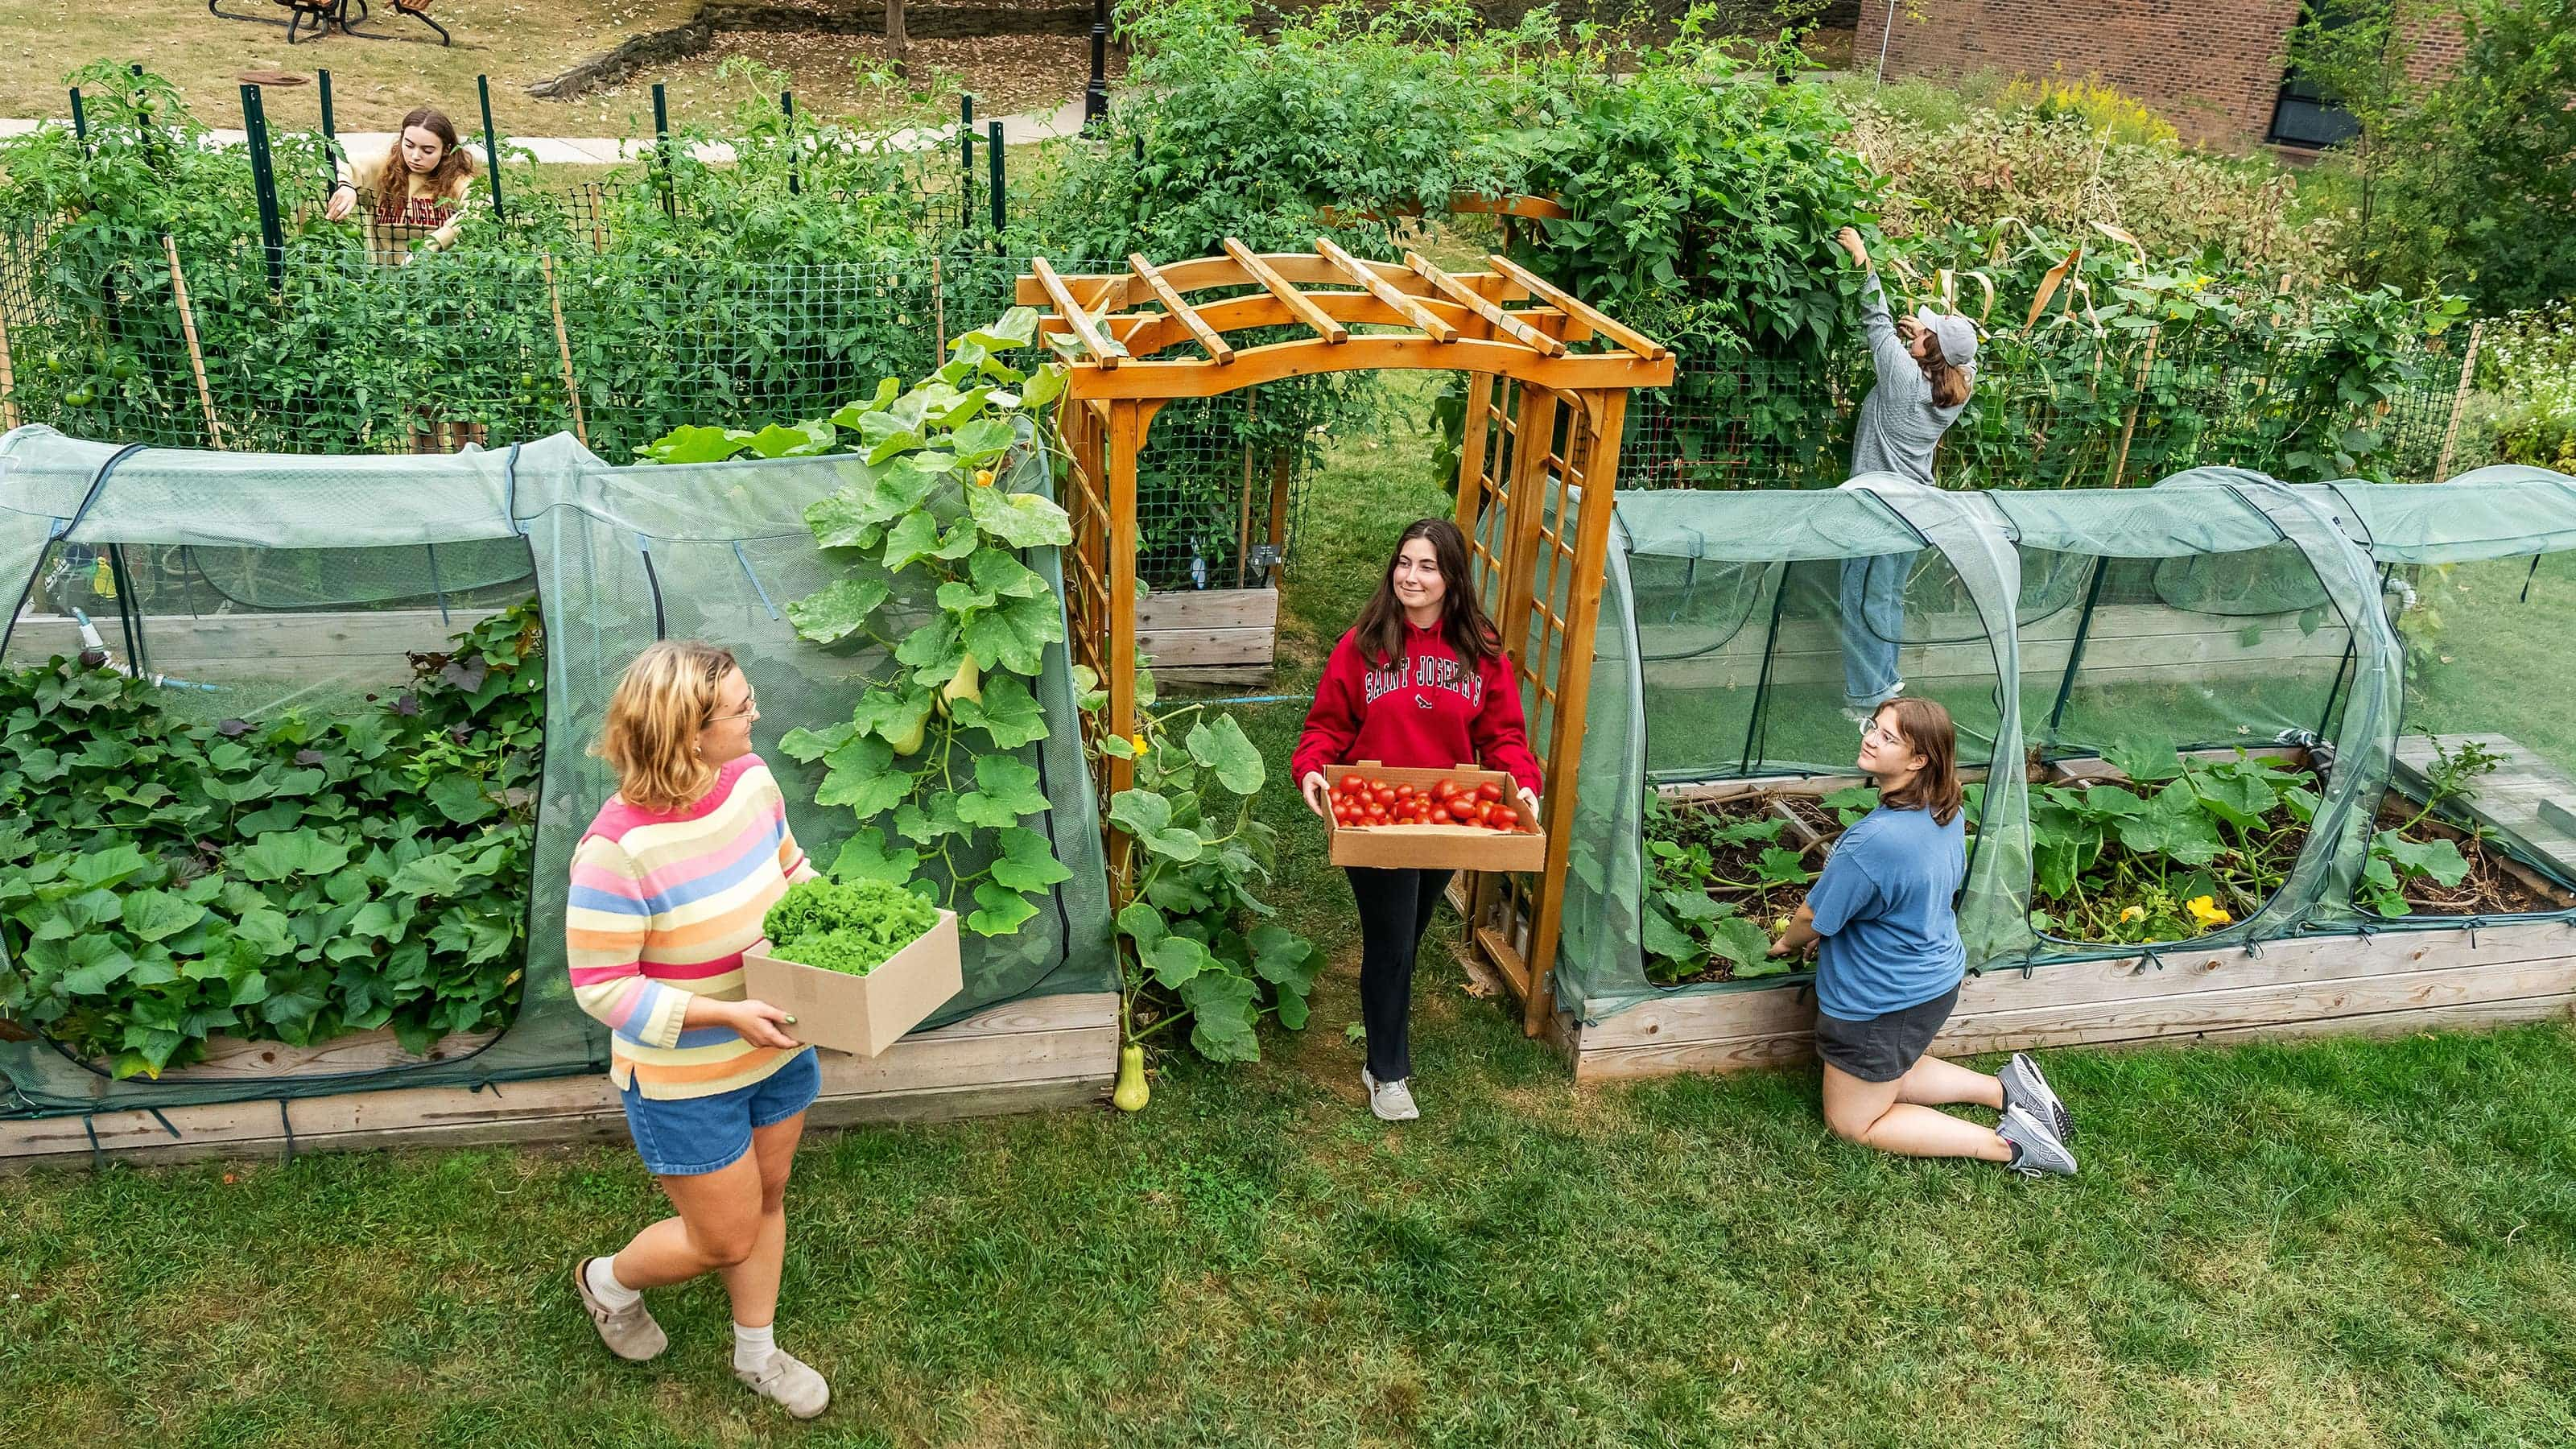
top-left (1293, 517), bottom-right (1542, 1121)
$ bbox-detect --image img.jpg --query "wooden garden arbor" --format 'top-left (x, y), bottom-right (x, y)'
top-left (1019, 241), bottom-right (1674, 1034)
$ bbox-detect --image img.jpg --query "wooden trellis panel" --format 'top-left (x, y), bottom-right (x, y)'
top-left (1455, 375), bottom-right (1633, 1031)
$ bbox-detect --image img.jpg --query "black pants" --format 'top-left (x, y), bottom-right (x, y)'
top-left (1347, 866), bottom-right (1453, 1084)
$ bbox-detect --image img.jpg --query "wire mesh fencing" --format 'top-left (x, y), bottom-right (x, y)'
top-left (0, 235), bottom-right (1314, 579)
top-left (1619, 331), bottom-right (2478, 492)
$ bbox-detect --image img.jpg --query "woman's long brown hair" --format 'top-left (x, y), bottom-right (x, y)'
top-left (1876, 696), bottom-right (1963, 826)
top-left (1901, 316), bottom-right (1974, 409)
top-left (383, 107), bottom-right (475, 197)
top-left (1351, 517), bottom-right (1501, 671)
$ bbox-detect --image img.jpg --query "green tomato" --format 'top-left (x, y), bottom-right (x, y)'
top-left (108, 357), bottom-right (134, 381)
top-left (62, 386), bottom-right (93, 407)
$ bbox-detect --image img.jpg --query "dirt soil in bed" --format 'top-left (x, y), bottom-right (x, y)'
top-left (2372, 800), bottom-right (2572, 917)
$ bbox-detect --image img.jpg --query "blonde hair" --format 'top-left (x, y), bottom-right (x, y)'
top-left (595, 640), bottom-right (739, 813)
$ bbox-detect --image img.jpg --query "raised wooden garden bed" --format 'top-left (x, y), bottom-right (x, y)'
top-left (101, 1026), bottom-right (501, 1082)
top-left (9, 608), bottom-right (501, 687)
top-left (1554, 738), bottom-right (2576, 1084)
top-left (0, 992), bottom-right (1117, 1172)
top-left (1136, 586), bottom-right (1278, 689)
top-left (1552, 919), bottom-right (2576, 1084)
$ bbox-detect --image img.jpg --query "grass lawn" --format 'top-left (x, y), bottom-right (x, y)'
top-left (8, 382), bottom-right (2576, 1444)
top-left (1, 0), bottom-right (1092, 136)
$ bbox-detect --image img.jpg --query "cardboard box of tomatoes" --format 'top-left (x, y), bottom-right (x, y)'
top-left (1320, 761), bottom-right (1549, 873)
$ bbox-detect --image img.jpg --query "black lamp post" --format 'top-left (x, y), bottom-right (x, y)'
top-left (1084, 0), bottom-right (1109, 132)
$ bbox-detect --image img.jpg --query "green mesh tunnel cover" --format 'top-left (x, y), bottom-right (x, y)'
top-left (0, 424), bottom-right (1113, 1118)
top-left (1549, 465), bottom-right (2569, 1027)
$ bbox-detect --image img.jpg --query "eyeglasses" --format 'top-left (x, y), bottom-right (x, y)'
top-left (708, 687), bottom-right (759, 724)
top-left (1858, 718), bottom-right (1905, 750)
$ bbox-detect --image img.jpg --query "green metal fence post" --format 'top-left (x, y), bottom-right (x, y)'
top-left (477, 75), bottom-right (506, 222)
top-left (960, 94), bottom-right (976, 231)
top-left (652, 83), bottom-right (675, 220)
top-left (782, 90), bottom-right (800, 196)
top-left (987, 119), bottom-right (1005, 235)
top-left (239, 84), bottom-right (287, 292)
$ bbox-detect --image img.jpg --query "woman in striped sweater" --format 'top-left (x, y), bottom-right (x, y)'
top-left (566, 641), bottom-right (832, 1420)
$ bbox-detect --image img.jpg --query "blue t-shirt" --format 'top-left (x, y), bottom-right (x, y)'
top-left (1806, 804), bottom-right (1967, 1020)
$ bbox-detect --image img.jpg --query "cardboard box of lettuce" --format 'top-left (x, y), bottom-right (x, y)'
top-left (741, 878), bottom-right (963, 1057)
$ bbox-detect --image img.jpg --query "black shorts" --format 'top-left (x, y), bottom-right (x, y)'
top-left (1814, 984), bottom-right (1961, 1084)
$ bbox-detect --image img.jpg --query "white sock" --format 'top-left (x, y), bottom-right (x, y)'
top-left (585, 1256), bottom-right (641, 1311)
top-left (733, 1321), bottom-right (778, 1373)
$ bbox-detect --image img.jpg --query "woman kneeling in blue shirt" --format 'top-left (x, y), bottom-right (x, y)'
top-left (1769, 698), bottom-right (2079, 1176)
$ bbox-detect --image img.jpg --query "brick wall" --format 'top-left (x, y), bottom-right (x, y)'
top-left (1851, 1), bottom-right (2466, 149)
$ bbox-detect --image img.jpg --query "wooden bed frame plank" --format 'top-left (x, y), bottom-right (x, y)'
top-left (0, 992), bottom-right (1118, 1172)
top-left (1564, 923), bottom-right (2576, 1083)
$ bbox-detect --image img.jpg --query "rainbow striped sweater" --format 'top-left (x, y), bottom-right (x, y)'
top-left (567, 754), bottom-right (819, 1100)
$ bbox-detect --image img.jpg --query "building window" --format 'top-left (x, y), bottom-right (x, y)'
top-left (2268, 3), bottom-right (2363, 148)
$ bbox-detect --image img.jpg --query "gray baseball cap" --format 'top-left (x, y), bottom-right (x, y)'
top-left (1912, 308), bottom-right (1979, 369)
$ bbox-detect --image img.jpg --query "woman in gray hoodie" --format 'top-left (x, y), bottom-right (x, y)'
top-left (1833, 225), bottom-right (1979, 721)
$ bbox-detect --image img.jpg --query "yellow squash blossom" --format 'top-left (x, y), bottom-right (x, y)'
top-left (2119, 905), bottom-right (2145, 923)
top-left (2186, 894), bottom-right (2232, 927)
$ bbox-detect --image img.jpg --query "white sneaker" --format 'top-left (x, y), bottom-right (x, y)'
top-left (1361, 1067), bottom-right (1419, 1121)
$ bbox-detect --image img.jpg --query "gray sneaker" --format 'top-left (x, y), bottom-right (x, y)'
top-left (1996, 1104), bottom-right (2078, 1177)
top-left (737, 1348), bottom-right (832, 1419)
top-left (574, 1257), bottom-right (668, 1362)
top-left (2000, 1051), bottom-right (2074, 1142)
top-left (1361, 1067), bottom-right (1420, 1122)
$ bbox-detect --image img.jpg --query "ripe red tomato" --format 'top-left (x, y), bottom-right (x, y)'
top-left (1476, 781), bottom-right (1503, 803)
top-left (1444, 797), bottom-right (1476, 822)
top-left (1430, 779), bottom-right (1457, 802)
top-left (1338, 774), bottom-right (1366, 795)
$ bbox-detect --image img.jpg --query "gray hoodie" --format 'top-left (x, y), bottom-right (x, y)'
top-left (1848, 270), bottom-right (1973, 486)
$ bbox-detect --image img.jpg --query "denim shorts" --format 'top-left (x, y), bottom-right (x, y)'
top-left (617, 1047), bottom-right (821, 1178)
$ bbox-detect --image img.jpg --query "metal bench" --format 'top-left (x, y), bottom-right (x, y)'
top-left (205, 0), bottom-right (369, 43)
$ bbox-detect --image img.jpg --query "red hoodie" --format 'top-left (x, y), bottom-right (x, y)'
top-left (1291, 621), bottom-right (1544, 795)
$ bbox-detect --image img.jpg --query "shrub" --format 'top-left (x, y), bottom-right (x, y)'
top-left (2467, 304), bottom-right (2576, 471)
top-left (1992, 73), bottom-right (2181, 147)
top-left (1840, 97), bottom-right (2329, 275)
top-left (1028, 0), bottom-right (1548, 261)
top-left (2288, 0), bottom-right (2576, 313)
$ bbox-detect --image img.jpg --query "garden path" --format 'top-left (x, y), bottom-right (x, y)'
top-left (0, 95), bottom-right (1086, 162)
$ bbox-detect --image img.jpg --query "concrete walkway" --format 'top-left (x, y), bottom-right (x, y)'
top-left (0, 97), bottom-right (1088, 164)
